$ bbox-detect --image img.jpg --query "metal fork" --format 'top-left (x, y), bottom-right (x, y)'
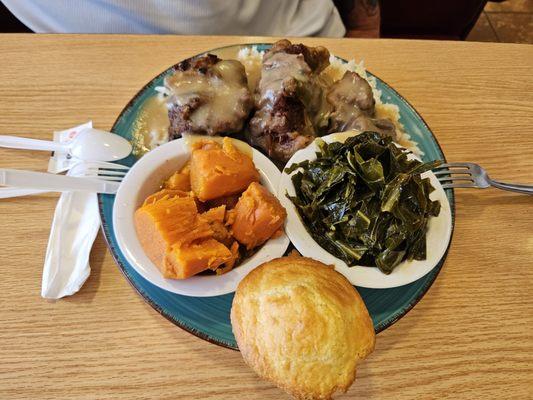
top-left (433, 162), bottom-right (533, 195)
top-left (0, 163), bottom-right (129, 195)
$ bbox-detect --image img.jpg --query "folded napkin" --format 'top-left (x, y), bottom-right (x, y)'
top-left (41, 122), bottom-right (101, 299)
top-left (41, 168), bottom-right (100, 299)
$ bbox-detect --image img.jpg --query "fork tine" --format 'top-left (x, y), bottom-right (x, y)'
top-left (100, 164), bottom-right (130, 171)
top-left (438, 176), bottom-right (474, 182)
top-left (434, 162), bottom-right (471, 170)
top-left (94, 165), bottom-right (130, 171)
top-left (433, 169), bottom-right (472, 176)
top-left (441, 183), bottom-right (477, 189)
top-left (96, 175), bottom-right (124, 182)
top-left (82, 162), bottom-right (130, 171)
top-left (89, 168), bottom-right (128, 177)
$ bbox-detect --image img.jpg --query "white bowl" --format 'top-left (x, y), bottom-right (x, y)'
top-left (278, 132), bottom-right (453, 289)
top-left (113, 138), bottom-right (289, 297)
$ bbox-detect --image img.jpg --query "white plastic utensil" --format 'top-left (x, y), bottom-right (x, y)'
top-left (0, 187), bottom-right (49, 199)
top-left (41, 161), bottom-right (123, 299)
top-left (0, 128), bottom-right (132, 161)
top-left (0, 166), bottom-right (127, 194)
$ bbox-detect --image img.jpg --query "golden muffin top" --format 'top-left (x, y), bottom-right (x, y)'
top-left (231, 255), bottom-right (375, 400)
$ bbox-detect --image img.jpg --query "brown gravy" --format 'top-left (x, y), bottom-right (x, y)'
top-left (130, 95), bottom-right (169, 156)
top-left (164, 60), bottom-right (249, 134)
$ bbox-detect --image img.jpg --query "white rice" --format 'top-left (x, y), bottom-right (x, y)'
top-left (237, 46), bottom-right (264, 63)
top-left (154, 85), bottom-right (171, 98)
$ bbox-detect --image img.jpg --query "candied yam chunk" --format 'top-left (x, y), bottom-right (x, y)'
top-left (231, 182), bottom-right (287, 249)
top-left (134, 196), bottom-right (212, 273)
top-left (200, 205), bottom-right (226, 223)
top-left (164, 239), bottom-right (232, 279)
top-left (200, 205), bottom-right (233, 246)
top-left (144, 187), bottom-right (205, 217)
top-left (190, 137), bottom-right (259, 201)
top-left (143, 189), bottom-right (192, 206)
top-left (205, 193), bottom-right (241, 210)
top-left (215, 241), bottom-right (240, 276)
top-left (227, 241), bottom-right (241, 269)
top-left (208, 221), bottom-right (233, 247)
top-left (164, 161), bottom-right (191, 191)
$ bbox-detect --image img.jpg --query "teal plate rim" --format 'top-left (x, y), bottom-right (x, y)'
top-left (98, 43), bottom-right (455, 350)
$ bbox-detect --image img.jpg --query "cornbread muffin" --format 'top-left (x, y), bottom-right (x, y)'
top-left (231, 256), bottom-right (375, 400)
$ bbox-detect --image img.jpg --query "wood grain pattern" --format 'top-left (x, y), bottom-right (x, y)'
top-left (0, 35), bottom-right (532, 400)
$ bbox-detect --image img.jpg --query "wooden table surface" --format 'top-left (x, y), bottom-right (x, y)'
top-left (0, 35), bottom-right (532, 400)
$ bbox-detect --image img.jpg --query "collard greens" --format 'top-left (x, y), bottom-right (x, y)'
top-left (286, 132), bottom-right (442, 274)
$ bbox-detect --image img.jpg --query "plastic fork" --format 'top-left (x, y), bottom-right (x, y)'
top-left (0, 163), bottom-right (129, 195)
top-left (433, 162), bottom-right (533, 195)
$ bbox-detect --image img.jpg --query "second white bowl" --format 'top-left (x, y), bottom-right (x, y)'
top-left (278, 132), bottom-right (453, 289)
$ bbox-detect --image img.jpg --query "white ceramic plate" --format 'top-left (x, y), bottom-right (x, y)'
top-left (113, 138), bottom-right (289, 297)
top-left (278, 132), bottom-right (453, 289)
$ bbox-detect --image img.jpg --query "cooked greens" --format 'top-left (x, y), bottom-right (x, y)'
top-left (285, 132), bottom-right (442, 274)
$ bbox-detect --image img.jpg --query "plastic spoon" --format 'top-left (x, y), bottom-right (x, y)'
top-left (0, 128), bottom-right (132, 161)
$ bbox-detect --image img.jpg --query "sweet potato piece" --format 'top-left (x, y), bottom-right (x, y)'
top-left (164, 161), bottom-right (191, 191)
top-left (228, 241), bottom-right (240, 266)
top-left (163, 239), bottom-right (232, 279)
top-left (230, 182), bottom-right (287, 249)
top-left (205, 193), bottom-right (241, 210)
top-left (209, 223), bottom-right (233, 247)
top-left (225, 209), bottom-right (236, 226)
top-left (200, 205), bottom-right (233, 246)
top-left (200, 205), bottom-right (226, 223)
top-left (190, 138), bottom-right (259, 201)
top-left (143, 189), bottom-right (192, 205)
top-left (215, 241), bottom-right (240, 275)
top-left (145, 186), bottom-right (203, 212)
top-left (134, 196), bottom-right (212, 273)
